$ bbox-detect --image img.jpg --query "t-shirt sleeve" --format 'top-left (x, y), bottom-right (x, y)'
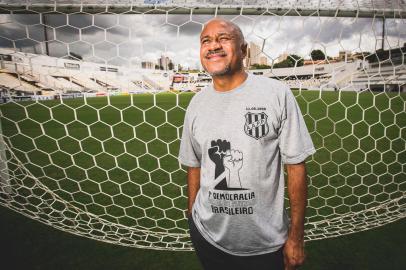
top-left (278, 87), bottom-right (316, 164)
top-left (178, 103), bottom-right (202, 167)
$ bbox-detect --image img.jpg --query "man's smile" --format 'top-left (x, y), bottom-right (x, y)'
top-left (206, 51), bottom-right (227, 60)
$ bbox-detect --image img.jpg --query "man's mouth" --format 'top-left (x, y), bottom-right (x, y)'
top-left (206, 52), bottom-right (227, 59)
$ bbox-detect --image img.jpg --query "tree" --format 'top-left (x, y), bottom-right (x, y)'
top-left (289, 54), bottom-right (304, 67)
top-left (273, 54), bottom-right (304, 68)
top-left (250, 63), bottom-right (272, 69)
top-left (311, 49), bottom-right (326, 60)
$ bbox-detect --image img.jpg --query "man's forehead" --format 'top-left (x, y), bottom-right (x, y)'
top-left (200, 20), bottom-right (236, 38)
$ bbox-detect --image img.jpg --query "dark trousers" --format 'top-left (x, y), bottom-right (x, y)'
top-left (188, 216), bottom-right (285, 270)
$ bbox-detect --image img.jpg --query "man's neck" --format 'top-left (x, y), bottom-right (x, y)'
top-left (212, 70), bottom-right (248, 92)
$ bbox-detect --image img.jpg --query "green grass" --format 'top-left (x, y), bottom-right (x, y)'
top-left (0, 206), bottom-right (405, 270)
top-left (0, 90), bottom-right (405, 236)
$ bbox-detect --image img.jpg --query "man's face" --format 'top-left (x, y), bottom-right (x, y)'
top-left (200, 21), bottom-right (246, 76)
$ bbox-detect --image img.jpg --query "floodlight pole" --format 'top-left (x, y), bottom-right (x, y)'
top-left (0, 119), bottom-right (11, 195)
top-left (381, 17), bottom-right (385, 50)
top-left (41, 13), bottom-right (50, 56)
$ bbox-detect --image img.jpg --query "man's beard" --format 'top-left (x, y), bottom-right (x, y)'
top-left (206, 63), bottom-right (232, 76)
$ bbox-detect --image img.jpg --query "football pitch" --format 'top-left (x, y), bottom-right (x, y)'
top-left (1, 205), bottom-right (405, 270)
top-left (0, 90), bottom-right (405, 236)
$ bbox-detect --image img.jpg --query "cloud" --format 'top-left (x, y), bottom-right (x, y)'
top-left (250, 15), bottom-right (406, 59)
top-left (0, 13), bottom-right (405, 69)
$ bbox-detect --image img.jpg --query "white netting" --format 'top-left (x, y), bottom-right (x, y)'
top-left (0, 0), bottom-right (405, 251)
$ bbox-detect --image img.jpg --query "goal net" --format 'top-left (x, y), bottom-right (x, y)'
top-left (0, 0), bottom-right (405, 250)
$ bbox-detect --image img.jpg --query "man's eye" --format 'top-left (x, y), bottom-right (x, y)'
top-left (201, 39), bottom-right (209, 44)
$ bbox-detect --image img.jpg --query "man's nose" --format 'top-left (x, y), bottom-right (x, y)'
top-left (207, 39), bottom-right (222, 51)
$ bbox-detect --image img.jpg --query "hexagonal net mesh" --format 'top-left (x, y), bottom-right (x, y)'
top-left (0, 1), bottom-right (405, 251)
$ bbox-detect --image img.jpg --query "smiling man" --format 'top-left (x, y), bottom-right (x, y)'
top-left (178, 18), bottom-right (316, 270)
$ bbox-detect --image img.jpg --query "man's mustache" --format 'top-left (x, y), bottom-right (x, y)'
top-left (205, 50), bottom-right (227, 58)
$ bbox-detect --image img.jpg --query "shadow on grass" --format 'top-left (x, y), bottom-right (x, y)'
top-left (0, 206), bottom-right (405, 270)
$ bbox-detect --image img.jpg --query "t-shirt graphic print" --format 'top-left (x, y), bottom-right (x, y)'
top-left (208, 139), bottom-right (246, 190)
top-left (208, 139), bottom-right (256, 216)
top-left (244, 112), bottom-right (269, 140)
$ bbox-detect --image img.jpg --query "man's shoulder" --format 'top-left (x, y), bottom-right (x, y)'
top-left (184, 88), bottom-right (208, 114)
top-left (189, 88), bottom-right (208, 104)
top-left (249, 74), bottom-right (290, 95)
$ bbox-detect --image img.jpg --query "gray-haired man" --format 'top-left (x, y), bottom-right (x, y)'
top-left (179, 18), bottom-right (315, 270)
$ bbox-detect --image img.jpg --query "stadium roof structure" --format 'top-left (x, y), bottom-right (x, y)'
top-left (0, 0), bottom-right (405, 18)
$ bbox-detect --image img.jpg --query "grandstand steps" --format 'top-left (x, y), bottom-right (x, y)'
top-left (70, 74), bottom-right (106, 92)
top-left (0, 72), bottom-right (41, 94)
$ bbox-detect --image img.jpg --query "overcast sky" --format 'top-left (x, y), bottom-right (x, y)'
top-left (0, 13), bottom-right (405, 69)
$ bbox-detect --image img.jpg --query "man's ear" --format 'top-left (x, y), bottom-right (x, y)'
top-left (241, 42), bottom-right (248, 58)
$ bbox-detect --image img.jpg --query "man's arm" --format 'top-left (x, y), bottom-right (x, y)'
top-left (187, 167), bottom-right (201, 216)
top-left (283, 162), bottom-right (308, 269)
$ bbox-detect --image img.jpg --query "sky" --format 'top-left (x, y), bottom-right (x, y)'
top-left (0, 12), bottom-right (405, 69)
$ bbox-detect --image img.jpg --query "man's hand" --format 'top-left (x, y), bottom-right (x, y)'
top-left (283, 236), bottom-right (306, 270)
top-left (187, 167), bottom-right (201, 217)
top-left (284, 162), bottom-right (308, 270)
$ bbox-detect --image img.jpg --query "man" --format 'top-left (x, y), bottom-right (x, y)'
top-left (178, 18), bottom-right (316, 270)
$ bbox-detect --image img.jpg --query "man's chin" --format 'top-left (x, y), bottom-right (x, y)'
top-left (206, 66), bottom-right (232, 77)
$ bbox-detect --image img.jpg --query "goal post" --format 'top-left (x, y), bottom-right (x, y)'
top-left (0, 0), bottom-right (405, 250)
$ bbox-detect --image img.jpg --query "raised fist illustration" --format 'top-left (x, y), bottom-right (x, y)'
top-left (208, 139), bottom-right (231, 179)
top-left (223, 150), bottom-right (243, 189)
top-left (208, 139), bottom-right (231, 190)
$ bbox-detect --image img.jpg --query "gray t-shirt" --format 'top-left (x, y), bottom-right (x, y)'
top-left (178, 74), bottom-right (316, 256)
